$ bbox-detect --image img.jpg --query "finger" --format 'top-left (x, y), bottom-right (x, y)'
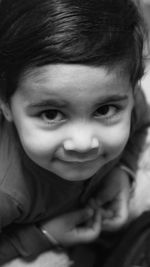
top-left (88, 198), bottom-right (100, 210)
top-left (66, 208), bottom-right (94, 227)
top-left (101, 208), bottom-right (114, 219)
top-left (67, 210), bottom-right (101, 243)
top-left (102, 192), bottom-right (129, 231)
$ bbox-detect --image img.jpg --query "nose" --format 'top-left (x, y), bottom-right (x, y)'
top-left (63, 125), bottom-right (100, 154)
top-left (64, 137), bottom-right (99, 152)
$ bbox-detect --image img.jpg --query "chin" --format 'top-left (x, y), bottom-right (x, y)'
top-left (56, 168), bottom-right (99, 182)
top-left (47, 159), bottom-right (103, 181)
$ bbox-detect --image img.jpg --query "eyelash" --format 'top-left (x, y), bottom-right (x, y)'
top-left (37, 104), bottom-right (122, 125)
top-left (38, 109), bottom-right (66, 124)
top-left (94, 104), bottom-right (122, 120)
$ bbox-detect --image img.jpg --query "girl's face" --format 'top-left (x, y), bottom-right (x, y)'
top-left (6, 64), bottom-right (134, 181)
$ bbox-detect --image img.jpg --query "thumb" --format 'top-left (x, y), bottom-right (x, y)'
top-left (68, 210), bottom-right (101, 244)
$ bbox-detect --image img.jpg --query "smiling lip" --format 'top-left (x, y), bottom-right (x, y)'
top-left (57, 156), bottom-right (99, 164)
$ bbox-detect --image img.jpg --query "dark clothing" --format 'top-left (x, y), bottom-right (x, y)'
top-left (0, 119), bottom-right (118, 263)
top-left (102, 211), bottom-right (150, 267)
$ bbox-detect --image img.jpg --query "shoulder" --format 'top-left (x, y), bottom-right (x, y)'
top-left (0, 189), bottom-right (21, 228)
top-left (0, 120), bottom-right (30, 212)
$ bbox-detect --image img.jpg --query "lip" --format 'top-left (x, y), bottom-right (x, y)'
top-left (57, 156), bottom-right (99, 164)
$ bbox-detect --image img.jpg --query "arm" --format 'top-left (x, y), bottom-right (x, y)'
top-left (0, 208), bottom-right (101, 264)
top-left (0, 226), bottom-right (51, 264)
top-left (0, 191), bottom-right (52, 264)
top-left (1, 224), bottom-right (52, 262)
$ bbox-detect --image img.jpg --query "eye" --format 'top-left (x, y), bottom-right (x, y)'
top-left (40, 110), bottom-right (65, 124)
top-left (94, 105), bottom-right (118, 118)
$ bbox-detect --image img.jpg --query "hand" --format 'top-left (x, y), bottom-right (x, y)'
top-left (41, 208), bottom-right (101, 246)
top-left (89, 167), bottom-right (131, 231)
top-left (2, 251), bottom-right (72, 267)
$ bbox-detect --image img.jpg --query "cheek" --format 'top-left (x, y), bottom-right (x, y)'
top-left (16, 125), bottom-right (61, 158)
top-left (104, 124), bottom-right (131, 158)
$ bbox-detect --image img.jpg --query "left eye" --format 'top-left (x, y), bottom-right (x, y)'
top-left (94, 105), bottom-right (118, 118)
top-left (41, 110), bottom-right (64, 123)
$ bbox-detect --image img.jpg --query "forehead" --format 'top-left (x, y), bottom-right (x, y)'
top-left (17, 64), bottom-right (131, 102)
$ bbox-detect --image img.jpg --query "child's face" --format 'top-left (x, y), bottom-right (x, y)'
top-left (7, 64), bottom-right (134, 181)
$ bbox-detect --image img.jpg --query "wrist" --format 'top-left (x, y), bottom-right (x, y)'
top-left (39, 224), bottom-right (62, 249)
top-left (40, 225), bottom-right (58, 244)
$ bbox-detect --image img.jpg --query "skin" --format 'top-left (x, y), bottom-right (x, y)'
top-left (4, 64), bottom-right (134, 182)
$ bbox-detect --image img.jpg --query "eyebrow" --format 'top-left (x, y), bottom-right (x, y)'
top-left (95, 94), bottom-right (129, 105)
top-left (27, 99), bottom-right (68, 109)
top-left (27, 93), bottom-right (129, 110)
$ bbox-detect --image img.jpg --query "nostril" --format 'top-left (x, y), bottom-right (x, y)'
top-left (63, 148), bottom-right (99, 160)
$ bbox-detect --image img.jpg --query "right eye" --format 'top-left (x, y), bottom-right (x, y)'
top-left (39, 109), bottom-right (65, 124)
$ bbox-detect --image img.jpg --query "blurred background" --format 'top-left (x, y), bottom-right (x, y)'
top-left (141, 0), bottom-right (150, 101)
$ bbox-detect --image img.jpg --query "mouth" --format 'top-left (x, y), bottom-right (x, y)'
top-left (56, 156), bottom-right (100, 164)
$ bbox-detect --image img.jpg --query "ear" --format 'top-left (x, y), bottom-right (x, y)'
top-left (0, 100), bottom-right (13, 121)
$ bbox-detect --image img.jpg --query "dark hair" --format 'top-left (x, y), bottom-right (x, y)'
top-left (0, 0), bottom-right (147, 101)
